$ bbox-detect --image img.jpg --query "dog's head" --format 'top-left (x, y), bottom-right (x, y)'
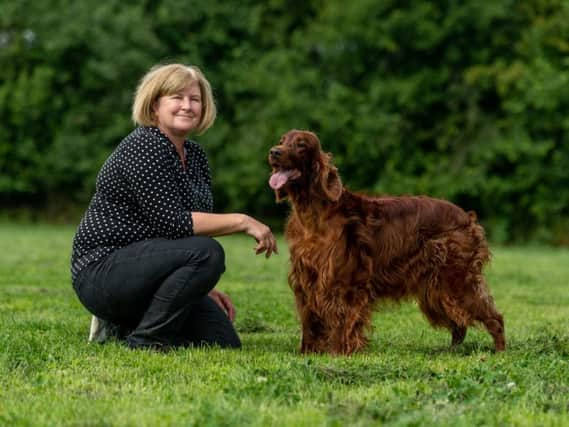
top-left (268, 130), bottom-right (342, 202)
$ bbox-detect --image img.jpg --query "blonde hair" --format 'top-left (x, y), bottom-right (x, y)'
top-left (132, 63), bottom-right (216, 135)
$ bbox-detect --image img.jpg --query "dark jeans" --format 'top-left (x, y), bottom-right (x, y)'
top-left (73, 236), bottom-right (241, 349)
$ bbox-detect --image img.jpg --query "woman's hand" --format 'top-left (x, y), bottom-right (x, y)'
top-left (243, 215), bottom-right (278, 258)
top-left (208, 289), bottom-right (236, 321)
top-left (191, 212), bottom-right (278, 258)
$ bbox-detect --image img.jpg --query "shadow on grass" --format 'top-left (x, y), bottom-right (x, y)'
top-left (241, 332), bottom-right (299, 354)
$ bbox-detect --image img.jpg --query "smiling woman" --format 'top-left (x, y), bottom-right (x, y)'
top-left (132, 64), bottom-right (216, 138)
top-left (153, 82), bottom-right (204, 160)
top-left (70, 63), bottom-right (279, 351)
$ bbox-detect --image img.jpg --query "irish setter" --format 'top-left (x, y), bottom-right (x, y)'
top-left (268, 130), bottom-right (505, 355)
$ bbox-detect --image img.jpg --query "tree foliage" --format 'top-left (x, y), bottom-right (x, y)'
top-left (1, 0), bottom-right (568, 243)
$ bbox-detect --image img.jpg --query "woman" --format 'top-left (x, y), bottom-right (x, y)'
top-left (71, 63), bottom-right (278, 351)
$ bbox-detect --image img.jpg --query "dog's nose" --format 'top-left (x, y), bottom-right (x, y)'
top-left (270, 148), bottom-right (281, 158)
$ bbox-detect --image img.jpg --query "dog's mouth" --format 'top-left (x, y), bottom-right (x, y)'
top-left (269, 169), bottom-right (301, 190)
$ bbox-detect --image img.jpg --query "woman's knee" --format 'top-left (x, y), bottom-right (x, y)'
top-left (198, 237), bottom-right (225, 277)
top-left (185, 237), bottom-right (225, 287)
top-left (207, 237), bottom-right (225, 268)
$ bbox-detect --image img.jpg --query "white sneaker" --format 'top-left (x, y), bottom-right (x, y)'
top-left (88, 315), bottom-right (115, 343)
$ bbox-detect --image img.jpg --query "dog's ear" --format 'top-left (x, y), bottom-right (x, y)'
top-left (314, 151), bottom-right (343, 202)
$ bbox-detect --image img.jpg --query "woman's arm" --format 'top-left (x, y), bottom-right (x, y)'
top-left (191, 212), bottom-right (247, 236)
top-left (192, 212), bottom-right (278, 258)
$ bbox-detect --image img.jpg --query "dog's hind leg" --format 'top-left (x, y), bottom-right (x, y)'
top-left (416, 242), bottom-right (469, 348)
top-left (440, 294), bottom-right (471, 348)
top-left (463, 277), bottom-right (506, 352)
top-left (418, 272), bottom-right (471, 349)
top-left (482, 314), bottom-right (505, 352)
top-left (420, 295), bottom-right (469, 349)
top-left (477, 296), bottom-right (505, 352)
top-left (464, 221), bottom-right (505, 351)
top-left (451, 323), bottom-right (467, 347)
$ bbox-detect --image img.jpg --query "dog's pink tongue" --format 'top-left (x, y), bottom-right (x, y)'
top-left (269, 171), bottom-right (291, 190)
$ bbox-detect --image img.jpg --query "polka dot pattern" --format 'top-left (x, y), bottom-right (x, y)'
top-left (71, 126), bottom-right (213, 281)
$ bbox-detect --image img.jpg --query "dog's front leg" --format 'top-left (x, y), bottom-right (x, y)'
top-left (300, 311), bottom-right (330, 353)
top-left (327, 301), bottom-right (372, 355)
top-left (294, 289), bottom-right (328, 353)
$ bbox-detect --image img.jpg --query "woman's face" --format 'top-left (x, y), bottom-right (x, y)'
top-left (153, 81), bottom-right (203, 139)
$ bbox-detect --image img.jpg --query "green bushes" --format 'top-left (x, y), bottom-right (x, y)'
top-left (1, 0), bottom-right (568, 243)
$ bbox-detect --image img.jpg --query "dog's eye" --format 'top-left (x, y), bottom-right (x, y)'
top-left (297, 140), bottom-right (307, 149)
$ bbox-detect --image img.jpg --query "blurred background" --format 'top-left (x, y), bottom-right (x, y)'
top-left (1, 0), bottom-right (568, 244)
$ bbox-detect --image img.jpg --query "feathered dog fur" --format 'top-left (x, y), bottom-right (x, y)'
top-left (268, 130), bottom-right (505, 355)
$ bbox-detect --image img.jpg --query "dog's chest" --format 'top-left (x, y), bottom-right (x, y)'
top-left (288, 231), bottom-right (345, 279)
top-left (290, 236), bottom-right (326, 261)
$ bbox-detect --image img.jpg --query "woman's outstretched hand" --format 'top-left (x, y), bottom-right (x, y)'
top-left (243, 215), bottom-right (278, 258)
top-left (191, 212), bottom-right (278, 258)
top-left (209, 289), bottom-right (236, 321)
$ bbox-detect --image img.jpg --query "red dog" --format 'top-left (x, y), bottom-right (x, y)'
top-left (269, 130), bottom-right (505, 355)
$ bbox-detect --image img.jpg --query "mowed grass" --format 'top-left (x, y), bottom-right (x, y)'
top-left (1, 223), bottom-right (568, 427)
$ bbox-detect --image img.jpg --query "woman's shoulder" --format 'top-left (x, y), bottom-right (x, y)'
top-left (117, 127), bottom-right (173, 157)
top-left (120, 126), bottom-right (168, 147)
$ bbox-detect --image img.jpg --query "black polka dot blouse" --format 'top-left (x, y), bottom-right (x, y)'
top-left (71, 126), bottom-right (213, 281)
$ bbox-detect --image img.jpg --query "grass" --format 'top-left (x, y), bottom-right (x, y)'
top-left (1, 222), bottom-right (568, 426)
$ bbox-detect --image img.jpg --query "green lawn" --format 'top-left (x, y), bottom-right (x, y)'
top-left (1, 223), bottom-right (568, 426)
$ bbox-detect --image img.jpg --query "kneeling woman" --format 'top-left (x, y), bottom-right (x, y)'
top-left (71, 63), bottom-right (278, 350)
